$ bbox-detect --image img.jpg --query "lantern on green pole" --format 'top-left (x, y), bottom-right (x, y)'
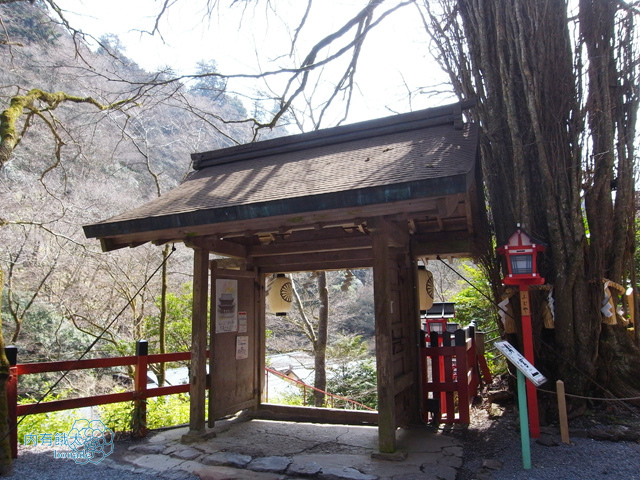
top-left (497, 226), bottom-right (546, 439)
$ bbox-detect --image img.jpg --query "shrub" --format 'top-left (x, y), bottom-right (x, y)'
top-left (17, 393), bottom-right (78, 444)
top-left (98, 393), bottom-right (192, 433)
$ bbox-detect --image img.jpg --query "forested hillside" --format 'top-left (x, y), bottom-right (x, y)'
top-left (0, 1), bottom-right (254, 377)
top-left (0, 2), bottom-right (478, 410)
top-left (1, 2), bottom-right (424, 402)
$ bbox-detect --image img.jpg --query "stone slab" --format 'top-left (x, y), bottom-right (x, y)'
top-left (194, 465), bottom-right (285, 480)
top-left (202, 451), bottom-right (252, 469)
top-left (114, 421), bottom-right (463, 480)
top-left (247, 455), bottom-right (292, 473)
top-left (287, 459), bottom-right (322, 476)
top-left (319, 466), bottom-right (378, 480)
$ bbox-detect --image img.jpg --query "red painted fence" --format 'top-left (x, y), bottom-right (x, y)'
top-left (421, 325), bottom-right (492, 424)
top-left (5, 341), bottom-right (200, 459)
top-left (6, 342), bottom-right (377, 459)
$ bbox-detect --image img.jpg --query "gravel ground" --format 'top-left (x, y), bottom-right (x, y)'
top-left (491, 436), bottom-right (640, 480)
top-left (5, 404), bottom-right (640, 480)
top-left (455, 401), bottom-right (640, 480)
top-left (3, 444), bottom-right (198, 480)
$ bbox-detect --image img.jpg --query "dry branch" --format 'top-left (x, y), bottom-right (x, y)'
top-left (0, 89), bottom-right (134, 168)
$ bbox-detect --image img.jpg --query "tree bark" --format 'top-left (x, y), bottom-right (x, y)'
top-left (313, 271), bottom-right (328, 407)
top-left (424, 0), bottom-right (640, 401)
top-left (0, 89), bottom-right (132, 168)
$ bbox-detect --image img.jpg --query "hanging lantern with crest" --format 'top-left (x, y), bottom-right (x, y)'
top-left (268, 274), bottom-right (293, 316)
top-left (417, 265), bottom-right (435, 312)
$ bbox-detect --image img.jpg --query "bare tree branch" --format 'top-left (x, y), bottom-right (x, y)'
top-left (0, 88), bottom-right (136, 168)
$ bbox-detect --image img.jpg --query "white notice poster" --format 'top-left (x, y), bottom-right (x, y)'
top-left (236, 336), bottom-right (249, 360)
top-left (215, 279), bottom-right (238, 333)
top-left (238, 311), bottom-right (248, 333)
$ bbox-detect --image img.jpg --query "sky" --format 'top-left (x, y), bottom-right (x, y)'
top-left (55, 0), bottom-right (452, 126)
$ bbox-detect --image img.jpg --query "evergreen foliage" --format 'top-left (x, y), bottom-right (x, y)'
top-left (450, 264), bottom-right (494, 331)
top-left (0, 1), bottom-right (60, 45)
top-left (145, 283), bottom-right (194, 355)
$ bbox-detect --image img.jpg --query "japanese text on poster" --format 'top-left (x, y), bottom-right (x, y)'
top-left (215, 279), bottom-right (238, 333)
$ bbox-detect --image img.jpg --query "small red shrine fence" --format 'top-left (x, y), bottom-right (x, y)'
top-left (421, 325), bottom-right (492, 424)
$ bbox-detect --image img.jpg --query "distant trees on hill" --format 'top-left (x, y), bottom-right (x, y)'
top-left (0, 0), bottom-right (251, 407)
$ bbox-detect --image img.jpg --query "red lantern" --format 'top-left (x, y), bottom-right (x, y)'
top-left (496, 226), bottom-right (547, 439)
top-left (496, 227), bottom-right (546, 286)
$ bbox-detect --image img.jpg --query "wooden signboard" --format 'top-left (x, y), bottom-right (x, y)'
top-left (495, 340), bottom-right (546, 387)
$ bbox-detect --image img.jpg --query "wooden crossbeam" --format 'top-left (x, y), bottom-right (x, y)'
top-left (186, 237), bottom-right (247, 258)
top-left (253, 248), bottom-right (372, 268)
top-left (367, 217), bottom-right (408, 248)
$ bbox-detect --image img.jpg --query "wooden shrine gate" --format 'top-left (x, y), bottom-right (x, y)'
top-left (83, 101), bottom-right (487, 453)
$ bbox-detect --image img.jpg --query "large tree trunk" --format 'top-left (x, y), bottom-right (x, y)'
top-left (424, 0), bottom-right (640, 403)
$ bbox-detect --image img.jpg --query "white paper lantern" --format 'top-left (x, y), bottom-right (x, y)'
top-left (418, 266), bottom-right (434, 312)
top-left (268, 274), bottom-right (293, 316)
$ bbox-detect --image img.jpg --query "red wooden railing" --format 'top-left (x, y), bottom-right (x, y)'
top-left (421, 325), bottom-right (492, 424)
top-left (6, 341), bottom-right (198, 459)
top-left (264, 366), bottom-right (376, 411)
top-left (6, 343), bottom-right (375, 460)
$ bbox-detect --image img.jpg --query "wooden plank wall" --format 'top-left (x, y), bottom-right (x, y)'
top-left (209, 269), bottom-right (259, 422)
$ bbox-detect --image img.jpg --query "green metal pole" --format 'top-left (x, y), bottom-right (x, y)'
top-left (517, 370), bottom-right (532, 469)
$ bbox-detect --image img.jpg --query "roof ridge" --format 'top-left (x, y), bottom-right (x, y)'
top-left (191, 99), bottom-right (475, 170)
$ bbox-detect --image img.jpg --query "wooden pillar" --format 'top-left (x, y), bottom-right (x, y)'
top-left (185, 247), bottom-right (209, 439)
top-left (403, 257), bottom-right (421, 424)
top-left (519, 285), bottom-right (540, 438)
top-left (372, 231), bottom-right (396, 453)
top-left (257, 271), bottom-right (267, 404)
top-left (133, 340), bottom-right (148, 438)
top-left (6, 346), bottom-right (18, 459)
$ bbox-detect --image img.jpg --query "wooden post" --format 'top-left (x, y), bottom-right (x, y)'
top-left (264, 369), bottom-right (269, 403)
top-left (207, 261), bottom-right (217, 428)
top-left (556, 380), bottom-right (570, 444)
top-left (428, 332), bottom-right (442, 425)
top-left (442, 332), bottom-right (454, 421)
top-left (372, 231), bottom-right (396, 453)
top-left (133, 340), bottom-right (148, 437)
top-left (256, 268), bottom-right (266, 408)
top-left (5, 346), bottom-right (17, 459)
top-left (185, 247), bottom-right (209, 440)
top-left (517, 370), bottom-right (532, 469)
top-left (403, 257), bottom-right (421, 425)
top-left (455, 330), bottom-right (470, 423)
top-left (519, 285), bottom-right (540, 438)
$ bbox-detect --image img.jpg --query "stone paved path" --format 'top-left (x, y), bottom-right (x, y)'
top-left (104, 418), bottom-right (463, 480)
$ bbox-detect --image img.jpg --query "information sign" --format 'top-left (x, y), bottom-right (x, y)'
top-left (495, 340), bottom-right (547, 387)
